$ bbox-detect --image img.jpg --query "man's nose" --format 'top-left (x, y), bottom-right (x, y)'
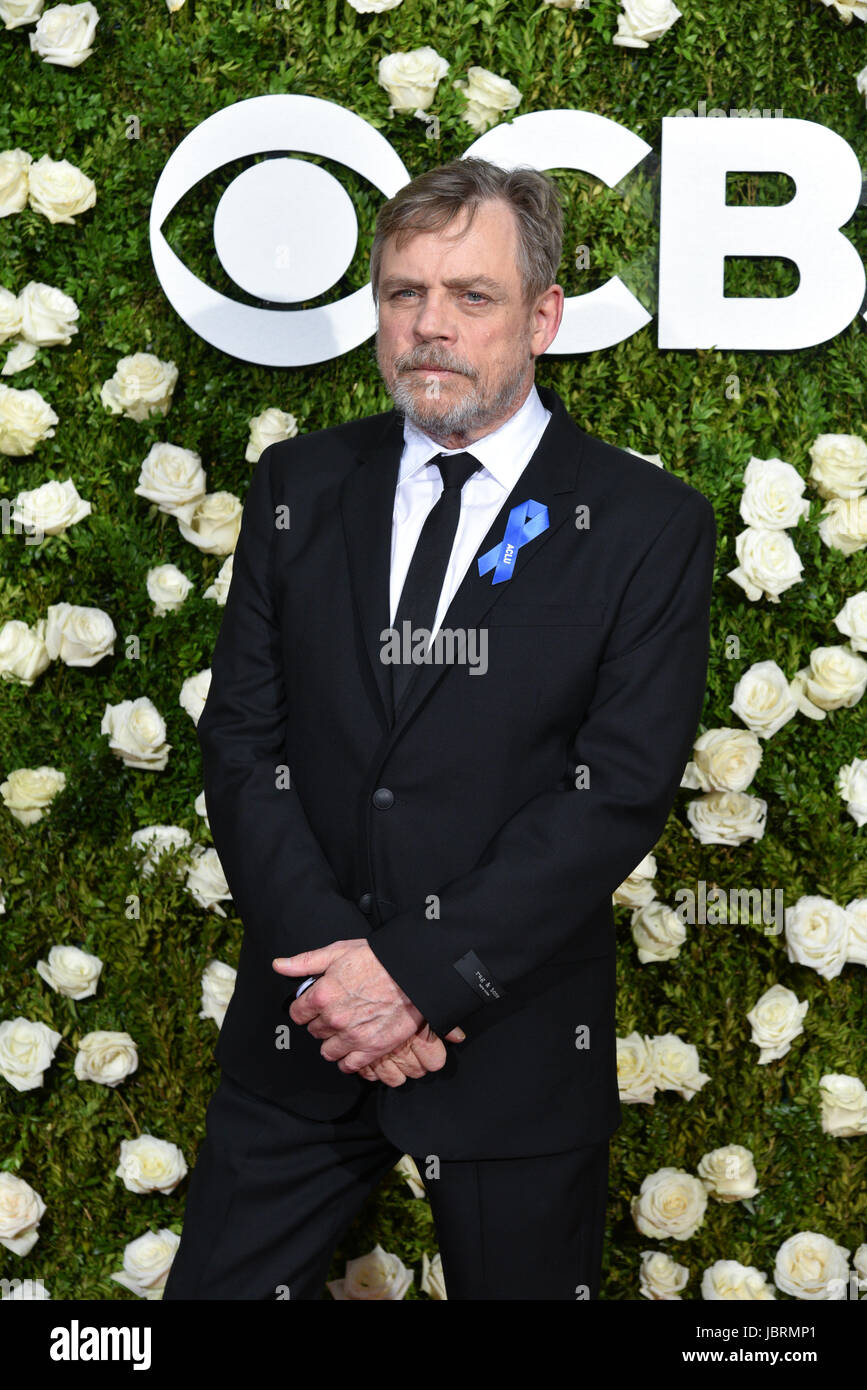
top-left (410, 290), bottom-right (457, 339)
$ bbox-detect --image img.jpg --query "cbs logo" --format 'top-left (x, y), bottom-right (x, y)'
top-left (150, 95), bottom-right (865, 364)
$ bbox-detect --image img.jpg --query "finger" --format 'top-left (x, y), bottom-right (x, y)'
top-left (444, 1027), bottom-right (466, 1042)
top-left (409, 1038), bottom-right (446, 1072)
top-left (369, 1057), bottom-right (407, 1087)
top-left (272, 943), bottom-right (342, 976)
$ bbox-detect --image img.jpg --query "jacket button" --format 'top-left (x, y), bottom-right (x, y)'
top-left (358, 893), bottom-right (373, 913)
top-left (372, 787), bottom-right (394, 809)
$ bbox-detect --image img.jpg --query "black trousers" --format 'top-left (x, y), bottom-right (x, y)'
top-left (161, 1069), bottom-right (609, 1301)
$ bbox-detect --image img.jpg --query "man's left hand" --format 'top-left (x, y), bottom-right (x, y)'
top-left (273, 939), bottom-right (424, 1073)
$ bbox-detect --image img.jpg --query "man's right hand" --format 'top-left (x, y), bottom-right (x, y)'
top-left (357, 1023), bottom-right (465, 1086)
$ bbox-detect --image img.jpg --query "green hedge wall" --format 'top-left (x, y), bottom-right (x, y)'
top-left (1, 0), bottom-right (865, 1300)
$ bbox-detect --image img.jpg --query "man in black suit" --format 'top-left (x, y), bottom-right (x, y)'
top-left (163, 156), bottom-right (716, 1301)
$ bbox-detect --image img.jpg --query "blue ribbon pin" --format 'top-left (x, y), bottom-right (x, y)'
top-left (477, 499), bottom-right (549, 584)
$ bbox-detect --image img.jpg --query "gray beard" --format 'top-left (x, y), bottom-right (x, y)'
top-left (381, 350), bottom-right (533, 440)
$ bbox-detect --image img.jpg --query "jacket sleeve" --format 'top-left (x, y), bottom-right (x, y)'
top-left (366, 488), bottom-right (717, 1036)
top-left (196, 442), bottom-right (372, 969)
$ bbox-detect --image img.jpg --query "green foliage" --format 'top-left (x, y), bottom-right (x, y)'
top-left (1, 0), bottom-right (866, 1303)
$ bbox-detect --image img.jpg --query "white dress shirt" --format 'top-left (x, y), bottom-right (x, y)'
top-left (389, 381), bottom-right (552, 638)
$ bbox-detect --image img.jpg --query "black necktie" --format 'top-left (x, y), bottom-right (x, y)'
top-left (389, 450), bottom-right (482, 720)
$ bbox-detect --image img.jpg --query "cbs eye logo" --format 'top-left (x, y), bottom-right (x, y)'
top-left (149, 94), bottom-right (653, 366)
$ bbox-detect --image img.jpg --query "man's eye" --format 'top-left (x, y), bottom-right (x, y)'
top-left (465, 292), bottom-right (486, 302)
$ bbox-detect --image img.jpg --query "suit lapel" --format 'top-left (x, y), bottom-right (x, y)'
top-left (339, 383), bottom-right (585, 737)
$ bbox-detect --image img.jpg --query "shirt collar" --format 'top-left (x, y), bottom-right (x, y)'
top-left (398, 381), bottom-right (550, 490)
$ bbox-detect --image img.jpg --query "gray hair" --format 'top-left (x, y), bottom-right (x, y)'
top-left (369, 156), bottom-right (564, 308)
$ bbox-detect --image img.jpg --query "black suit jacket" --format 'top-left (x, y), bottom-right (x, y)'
top-left (196, 382), bottom-right (716, 1160)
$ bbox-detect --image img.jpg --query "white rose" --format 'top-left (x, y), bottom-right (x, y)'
top-left (1, 765), bottom-right (66, 824)
top-left (833, 592), bottom-right (867, 652)
top-left (617, 1031), bottom-right (657, 1103)
top-left (818, 496), bottom-right (867, 554)
top-left (649, 1034), bottom-right (710, 1101)
top-left (328, 1243), bottom-right (413, 1299)
top-left (773, 1232), bottom-right (849, 1300)
top-left (0, 1016), bottom-right (62, 1091)
top-left (844, 898), bottom-right (867, 966)
top-left (639, 1250), bottom-right (689, 1299)
top-left (727, 526), bottom-right (803, 603)
top-left (818, 1073), bottom-right (867, 1137)
top-left (697, 1145), bottom-right (759, 1201)
top-left (176, 491), bottom-right (243, 555)
top-left (746, 983), bottom-right (808, 1063)
top-left (0, 0), bottom-right (44, 29)
top-left (701, 1260), bottom-right (776, 1300)
top-left (111, 1228), bottom-right (180, 1299)
top-left (130, 824), bottom-right (191, 876)
top-left (784, 895), bottom-right (850, 980)
top-left (100, 697), bottom-right (172, 771)
top-left (0, 285), bottom-right (23, 341)
top-left (179, 668), bottom-right (211, 725)
top-left (837, 757), bottom-right (867, 824)
top-left (185, 845), bottom-right (231, 917)
top-left (11, 477), bottom-right (91, 536)
top-left (346, 0), bottom-right (404, 11)
top-left (3, 340), bottom-right (39, 374)
top-left (101, 351), bottom-right (178, 422)
top-left (624, 447), bottom-right (664, 467)
top-left (454, 66), bottom-right (522, 133)
top-left (116, 1135), bottom-right (187, 1195)
top-left (29, 1), bottom-right (98, 66)
top-left (393, 1154), bottom-right (426, 1198)
top-left (730, 659), bottom-right (798, 738)
top-left (630, 1168), bottom-right (708, 1241)
top-left (17, 280), bottom-right (80, 345)
top-left (419, 1250), bottom-right (447, 1299)
top-left (630, 900), bottom-right (686, 963)
top-left (613, 0), bottom-right (681, 48)
top-left (0, 383), bottom-right (58, 454)
top-left (378, 47), bottom-right (450, 114)
top-left (199, 959), bottom-right (236, 1028)
top-left (0, 148), bottom-right (32, 214)
top-left (686, 790), bottom-right (767, 846)
top-left (854, 1243), bottom-right (867, 1287)
top-left (738, 456), bottom-right (810, 530)
top-left (165, 0), bottom-right (185, 9)
top-left (135, 442), bottom-right (206, 515)
top-left (0, 618), bottom-right (50, 684)
top-left (194, 789), bottom-right (209, 828)
top-left (203, 553), bottom-right (233, 605)
top-left (808, 432), bottom-right (867, 499)
top-left (36, 943), bottom-right (102, 998)
top-left (44, 602), bottom-right (115, 667)
top-left (825, 0), bottom-right (867, 23)
top-left (147, 563), bottom-right (193, 616)
top-left (681, 727), bottom-right (763, 793)
top-left (791, 645), bottom-right (867, 719)
top-left (612, 851), bottom-right (657, 907)
top-left (0, 1172), bottom-right (46, 1256)
top-left (74, 1031), bottom-right (138, 1087)
top-left (245, 407), bottom-right (298, 463)
top-left (27, 154), bottom-right (95, 224)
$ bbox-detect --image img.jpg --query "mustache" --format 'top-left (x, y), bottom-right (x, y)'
top-left (394, 351), bottom-right (476, 377)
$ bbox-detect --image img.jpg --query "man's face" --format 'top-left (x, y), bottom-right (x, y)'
top-left (374, 197), bottom-right (563, 448)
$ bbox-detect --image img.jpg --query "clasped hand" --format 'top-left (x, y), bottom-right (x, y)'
top-left (272, 939), bottom-right (465, 1087)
